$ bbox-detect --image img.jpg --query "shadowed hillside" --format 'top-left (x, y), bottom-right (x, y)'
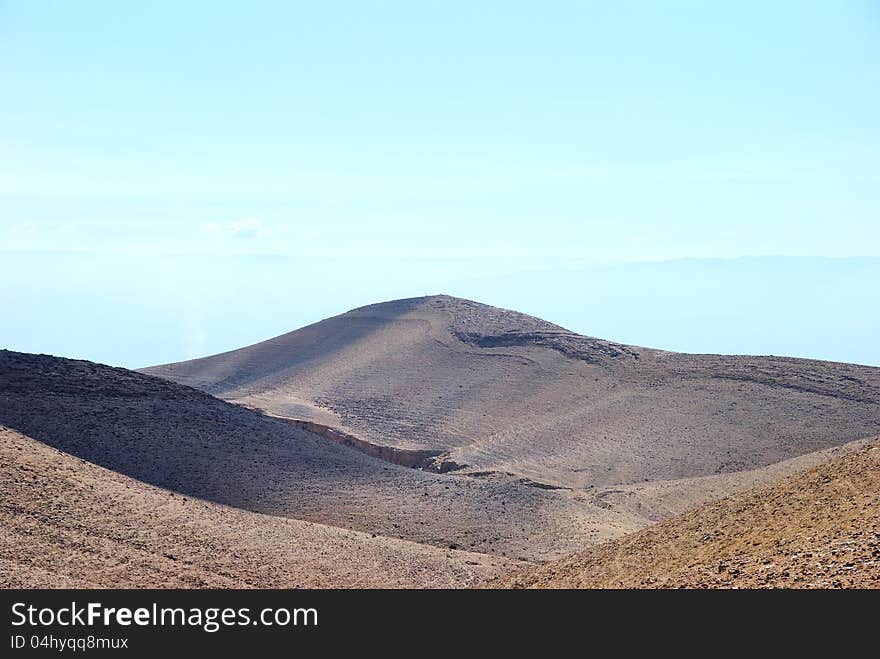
top-left (0, 426), bottom-right (518, 588)
top-left (0, 350), bottom-right (641, 562)
top-left (5, 295), bottom-right (879, 588)
top-left (144, 295), bottom-right (880, 493)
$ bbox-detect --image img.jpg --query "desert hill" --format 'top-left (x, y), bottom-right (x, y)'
top-left (0, 350), bottom-right (641, 563)
top-left (144, 295), bottom-right (880, 493)
top-left (4, 294), bottom-right (879, 588)
top-left (493, 439), bottom-right (880, 588)
top-left (0, 426), bottom-right (517, 587)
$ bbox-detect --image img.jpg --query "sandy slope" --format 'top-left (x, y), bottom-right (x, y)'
top-left (0, 350), bottom-right (641, 563)
top-left (492, 439), bottom-right (880, 588)
top-left (144, 295), bottom-right (880, 492)
top-left (0, 427), bottom-right (520, 588)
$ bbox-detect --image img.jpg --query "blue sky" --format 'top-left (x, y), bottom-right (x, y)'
top-left (1, 2), bottom-right (879, 366)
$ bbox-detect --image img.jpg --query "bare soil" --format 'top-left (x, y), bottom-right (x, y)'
top-left (144, 295), bottom-right (880, 493)
top-left (0, 427), bottom-right (517, 588)
top-left (0, 350), bottom-right (637, 564)
top-left (492, 440), bottom-right (880, 588)
top-left (5, 295), bottom-right (879, 588)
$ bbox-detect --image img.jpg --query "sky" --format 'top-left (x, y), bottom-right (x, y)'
top-left (1, 1), bottom-right (879, 367)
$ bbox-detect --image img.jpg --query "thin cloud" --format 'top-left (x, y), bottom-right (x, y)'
top-left (201, 218), bottom-right (264, 240)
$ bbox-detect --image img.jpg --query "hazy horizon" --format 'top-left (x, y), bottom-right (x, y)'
top-left (2, 253), bottom-right (878, 368)
top-left (2, 2), bottom-right (879, 367)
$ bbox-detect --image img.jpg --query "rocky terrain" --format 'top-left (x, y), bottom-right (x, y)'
top-left (0, 427), bottom-right (517, 587)
top-left (145, 295), bottom-right (880, 494)
top-left (4, 295), bottom-right (879, 588)
top-left (494, 439), bottom-right (880, 588)
top-left (0, 350), bottom-right (640, 564)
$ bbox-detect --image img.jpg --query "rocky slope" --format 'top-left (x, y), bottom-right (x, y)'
top-left (6, 294), bottom-right (879, 588)
top-left (0, 426), bottom-right (517, 588)
top-left (144, 295), bottom-right (880, 495)
top-left (0, 350), bottom-right (639, 563)
top-left (493, 440), bottom-right (880, 588)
